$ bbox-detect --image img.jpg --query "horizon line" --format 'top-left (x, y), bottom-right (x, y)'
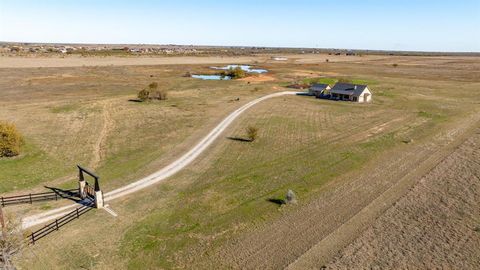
top-left (1, 40), bottom-right (479, 54)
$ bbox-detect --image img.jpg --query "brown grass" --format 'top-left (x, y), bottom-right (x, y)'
top-left (325, 128), bottom-right (480, 269)
top-left (0, 54), bottom-right (479, 269)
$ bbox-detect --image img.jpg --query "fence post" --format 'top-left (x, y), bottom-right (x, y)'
top-left (29, 194), bottom-right (32, 204)
top-left (31, 234), bottom-right (35, 245)
top-left (55, 220), bottom-right (59, 231)
top-left (76, 208), bottom-right (79, 218)
top-left (92, 176), bottom-right (104, 209)
top-left (78, 166), bottom-right (87, 199)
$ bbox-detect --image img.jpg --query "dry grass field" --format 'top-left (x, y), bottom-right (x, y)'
top-left (326, 128), bottom-right (480, 269)
top-left (0, 54), bottom-right (479, 269)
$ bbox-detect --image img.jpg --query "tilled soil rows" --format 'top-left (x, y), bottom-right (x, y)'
top-left (212, 116), bottom-right (480, 269)
top-left (325, 128), bottom-right (480, 269)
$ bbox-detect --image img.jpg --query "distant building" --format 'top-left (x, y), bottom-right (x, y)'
top-left (329, 83), bottom-right (372, 103)
top-left (308, 83), bottom-right (331, 97)
top-left (272, 56), bottom-right (288, 61)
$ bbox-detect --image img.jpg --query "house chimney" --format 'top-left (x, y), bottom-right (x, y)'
top-left (354, 85), bottom-right (357, 90)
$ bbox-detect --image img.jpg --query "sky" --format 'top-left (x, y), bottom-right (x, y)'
top-left (0, 0), bottom-right (479, 52)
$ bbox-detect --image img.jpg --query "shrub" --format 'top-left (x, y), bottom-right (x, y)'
top-left (0, 213), bottom-right (24, 268)
top-left (221, 66), bottom-right (247, 79)
top-left (151, 89), bottom-right (168, 100)
top-left (231, 66), bottom-right (247, 79)
top-left (0, 121), bottom-right (24, 157)
top-left (148, 82), bottom-right (158, 90)
top-left (137, 89), bottom-right (150, 101)
top-left (246, 126), bottom-right (258, 142)
top-left (285, 190), bottom-right (297, 204)
top-left (137, 82), bottom-right (168, 101)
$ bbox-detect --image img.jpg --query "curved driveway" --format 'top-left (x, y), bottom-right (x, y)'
top-left (22, 91), bottom-right (298, 229)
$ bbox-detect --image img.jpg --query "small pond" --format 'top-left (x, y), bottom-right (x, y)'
top-left (190, 64), bottom-right (268, 80)
top-left (210, 65), bottom-right (268, 74)
top-left (191, 74), bottom-right (232, 80)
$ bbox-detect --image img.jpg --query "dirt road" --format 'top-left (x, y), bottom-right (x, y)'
top-left (21, 91), bottom-right (298, 229)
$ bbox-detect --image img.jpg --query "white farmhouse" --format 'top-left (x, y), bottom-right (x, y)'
top-left (329, 83), bottom-right (372, 103)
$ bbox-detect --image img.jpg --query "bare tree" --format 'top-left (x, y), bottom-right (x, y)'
top-left (246, 126), bottom-right (258, 142)
top-left (0, 208), bottom-right (23, 270)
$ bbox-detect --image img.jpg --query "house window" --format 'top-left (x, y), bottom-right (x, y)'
top-left (353, 97), bottom-right (357, 101)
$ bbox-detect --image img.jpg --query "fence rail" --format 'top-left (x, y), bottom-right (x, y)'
top-left (0, 189), bottom-right (79, 207)
top-left (27, 203), bottom-right (94, 244)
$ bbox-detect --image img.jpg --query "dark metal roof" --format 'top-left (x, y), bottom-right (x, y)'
top-left (330, 83), bottom-right (368, 96)
top-left (310, 83), bottom-right (330, 89)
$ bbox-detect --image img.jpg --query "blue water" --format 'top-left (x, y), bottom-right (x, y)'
top-left (191, 74), bottom-right (232, 80)
top-left (210, 65), bottom-right (268, 74)
top-left (191, 65), bottom-right (268, 80)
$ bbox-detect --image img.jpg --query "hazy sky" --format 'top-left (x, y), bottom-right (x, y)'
top-left (1, 0), bottom-right (479, 52)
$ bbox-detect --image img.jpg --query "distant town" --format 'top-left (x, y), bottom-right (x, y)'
top-left (1, 42), bottom-right (477, 57)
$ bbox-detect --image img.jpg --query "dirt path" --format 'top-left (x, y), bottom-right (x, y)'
top-left (324, 128), bottom-right (480, 269)
top-left (209, 114), bottom-right (480, 269)
top-left (90, 101), bottom-right (113, 170)
top-left (21, 91), bottom-right (298, 229)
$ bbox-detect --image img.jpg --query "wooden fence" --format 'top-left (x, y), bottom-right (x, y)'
top-left (0, 189), bottom-right (79, 207)
top-left (27, 203), bottom-right (93, 245)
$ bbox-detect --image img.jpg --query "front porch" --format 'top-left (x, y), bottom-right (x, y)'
top-left (331, 93), bottom-right (353, 101)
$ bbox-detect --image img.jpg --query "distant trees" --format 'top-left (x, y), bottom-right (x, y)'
top-left (221, 66), bottom-right (247, 79)
top-left (246, 126), bottom-right (258, 142)
top-left (137, 82), bottom-right (168, 101)
top-left (0, 121), bottom-right (24, 157)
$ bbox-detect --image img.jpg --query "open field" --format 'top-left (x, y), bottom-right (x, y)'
top-left (325, 127), bottom-right (480, 269)
top-left (0, 53), bottom-right (391, 68)
top-left (0, 53), bottom-right (479, 269)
